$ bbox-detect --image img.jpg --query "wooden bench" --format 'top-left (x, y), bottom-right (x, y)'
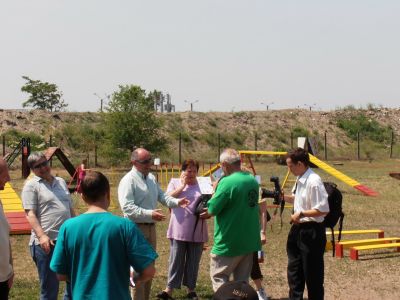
top-left (350, 243), bottom-right (400, 260)
top-left (335, 237), bottom-right (400, 258)
top-left (325, 229), bottom-right (385, 250)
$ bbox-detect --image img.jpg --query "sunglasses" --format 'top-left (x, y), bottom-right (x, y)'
top-left (135, 158), bottom-right (152, 165)
top-left (32, 160), bottom-right (49, 169)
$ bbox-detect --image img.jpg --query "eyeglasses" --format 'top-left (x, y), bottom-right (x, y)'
top-left (32, 160), bottom-right (49, 169)
top-left (135, 158), bottom-right (152, 165)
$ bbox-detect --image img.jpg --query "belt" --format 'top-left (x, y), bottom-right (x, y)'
top-left (136, 223), bottom-right (155, 226)
top-left (295, 221), bottom-right (323, 228)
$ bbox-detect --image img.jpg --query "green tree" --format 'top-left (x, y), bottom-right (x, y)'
top-left (102, 85), bottom-right (166, 161)
top-left (21, 76), bottom-right (68, 111)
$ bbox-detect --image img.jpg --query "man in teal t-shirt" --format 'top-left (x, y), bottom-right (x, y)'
top-left (201, 148), bottom-right (261, 292)
top-left (50, 171), bottom-right (157, 300)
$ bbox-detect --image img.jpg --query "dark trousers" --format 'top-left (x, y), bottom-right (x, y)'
top-left (0, 280), bottom-right (9, 300)
top-left (286, 222), bottom-right (326, 300)
top-left (250, 252), bottom-right (263, 280)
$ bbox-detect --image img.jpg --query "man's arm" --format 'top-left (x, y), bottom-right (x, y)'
top-left (134, 265), bottom-right (156, 286)
top-left (291, 209), bottom-right (328, 224)
top-left (25, 209), bottom-right (53, 254)
top-left (283, 194), bottom-right (295, 204)
top-left (259, 200), bottom-right (267, 244)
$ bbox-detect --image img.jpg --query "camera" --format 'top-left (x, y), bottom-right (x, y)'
top-left (261, 176), bottom-right (282, 205)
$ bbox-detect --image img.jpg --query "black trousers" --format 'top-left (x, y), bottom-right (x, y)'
top-left (250, 251), bottom-right (263, 280)
top-left (0, 280), bottom-right (9, 300)
top-left (286, 222), bottom-right (326, 300)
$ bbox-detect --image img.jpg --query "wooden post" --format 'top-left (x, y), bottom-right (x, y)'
top-left (357, 132), bottom-right (360, 160)
top-left (21, 138), bottom-right (31, 178)
top-left (390, 130), bottom-right (394, 159)
top-left (179, 132), bottom-right (182, 164)
top-left (324, 131), bottom-right (327, 160)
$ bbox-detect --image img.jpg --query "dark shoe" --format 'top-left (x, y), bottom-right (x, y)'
top-left (156, 291), bottom-right (174, 300)
top-left (187, 291), bottom-right (198, 299)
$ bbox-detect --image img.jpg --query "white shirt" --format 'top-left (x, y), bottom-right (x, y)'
top-left (293, 168), bottom-right (329, 223)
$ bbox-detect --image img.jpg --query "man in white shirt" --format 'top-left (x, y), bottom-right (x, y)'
top-left (283, 148), bottom-right (329, 300)
top-left (0, 158), bottom-right (13, 299)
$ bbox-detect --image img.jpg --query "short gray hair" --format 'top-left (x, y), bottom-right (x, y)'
top-left (27, 152), bottom-right (47, 169)
top-left (220, 148), bottom-right (241, 165)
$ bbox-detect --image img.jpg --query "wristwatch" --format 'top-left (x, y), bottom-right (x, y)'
top-left (299, 211), bottom-right (305, 218)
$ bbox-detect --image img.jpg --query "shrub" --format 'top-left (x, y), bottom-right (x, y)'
top-left (337, 114), bottom-right (392, 143)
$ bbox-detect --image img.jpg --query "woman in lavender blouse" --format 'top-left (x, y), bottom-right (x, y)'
top-left (156, 159), bottom-right (208, 300)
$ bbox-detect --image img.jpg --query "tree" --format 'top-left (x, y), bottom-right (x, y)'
top-left (102, 85), bottom-right (166, 161)
top-left (21, 76), bottom-right (68, 112)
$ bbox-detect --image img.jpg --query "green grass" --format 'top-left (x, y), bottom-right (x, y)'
top-left (6, 159), bottom-right (400, 299)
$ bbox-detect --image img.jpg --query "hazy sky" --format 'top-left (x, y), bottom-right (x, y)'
top-left (1, 1), bottom-right (399, 112)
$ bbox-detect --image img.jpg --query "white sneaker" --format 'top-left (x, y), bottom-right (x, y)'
top-left (256, 288), bottom-right (270, 300)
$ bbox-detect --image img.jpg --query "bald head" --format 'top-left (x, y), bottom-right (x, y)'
top-left (0, 158), bottom-right (10, 190)
top-left (131, 148), bottom-right (153, 176)
top-left (131, 148), bottom-right (151, 162)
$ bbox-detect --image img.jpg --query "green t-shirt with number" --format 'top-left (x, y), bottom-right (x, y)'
top-left (208, 171), bottom-right (261, 256)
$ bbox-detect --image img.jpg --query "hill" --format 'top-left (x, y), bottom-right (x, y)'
top-left (1, 107), bottom-right (399, 164)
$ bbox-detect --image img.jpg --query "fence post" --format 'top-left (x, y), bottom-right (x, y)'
top-left (324, 131), bottom-right (327, 160)
top-left (290, 132), bottom-right (294, 149)
top-left (254, 133), bottom-right (258, 161)
top-left (218, 133), bottom-right (221, 161)
top-left (2, 135), bottom-right (5, 157)
top-left (357, 132), bottom-right (360, 160)
top-left (49, 135), bottom-right (53, 167)
top-left (390, 130), bottom-right (394, 159)
top-left (94, 144), bottom-right (98, 167)
top-left (179, 133), bottom-right (182, 164)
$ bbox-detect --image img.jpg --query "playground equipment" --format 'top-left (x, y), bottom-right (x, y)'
top-left (0, 182), bottom-right (31, 234)
top-left (389, 172), bottom-right (400, 180)
top-left (335, 237), bottom-right (400, 258)
top-left (238, 150), bottom-right (378, 196)
top-left (350, 242), bottom-right (400, 260)
top-left (4, 137), bottom-right (31, 178)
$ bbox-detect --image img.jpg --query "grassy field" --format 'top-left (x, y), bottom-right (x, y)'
top-left (6, 158), bottom-right (400, 299)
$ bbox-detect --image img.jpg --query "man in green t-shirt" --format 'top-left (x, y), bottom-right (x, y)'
top-left (201, 148), bottom-right (261, 292)
top-left (50, 171), bottom-right (157, 300)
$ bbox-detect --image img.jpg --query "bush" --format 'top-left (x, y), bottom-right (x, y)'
top-left (292, 126), bottom-right (309, 138)
top-left (337, 114), bottom-right (392, 143)
top-left (4, 129), bottom-right (46, 151)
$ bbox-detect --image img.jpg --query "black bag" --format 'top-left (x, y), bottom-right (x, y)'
top-left (192, 194), bottom-right (212, 240)
top-left (194, 194), bottom-right (212, 215)
top-left (323, 182), bottom-right (345, 257)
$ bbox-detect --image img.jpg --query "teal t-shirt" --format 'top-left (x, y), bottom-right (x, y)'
top-left (50, 212), bottom-right (157, 300)
top-left (208, 171), bottom-right (261, 256)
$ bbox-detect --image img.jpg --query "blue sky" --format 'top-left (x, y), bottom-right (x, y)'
top-left (1, 1), bottom-right (399, 112)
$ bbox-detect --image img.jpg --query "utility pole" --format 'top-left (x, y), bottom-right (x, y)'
top-left (94, 93), bottom-right (110, 112)
top-left (184, 100), bottom-right (199, 112)
top-left (261, 101), bottom-right (274, 111)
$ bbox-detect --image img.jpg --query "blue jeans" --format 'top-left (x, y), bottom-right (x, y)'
top-left (30, 244), bottom-right (72, 300)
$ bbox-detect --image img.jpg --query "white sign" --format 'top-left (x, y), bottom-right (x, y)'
top-left (168, 177), bottom-right (214, 194)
